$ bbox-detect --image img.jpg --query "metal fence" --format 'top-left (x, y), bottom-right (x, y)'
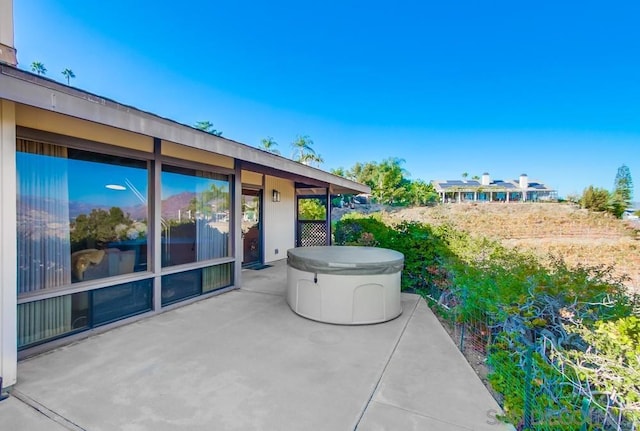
top-left (423, 286), bottom-right (638, 431)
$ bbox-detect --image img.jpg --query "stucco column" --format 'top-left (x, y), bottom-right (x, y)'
top-left (0, 99), bottom-right (17, 388)
top-left (0, 0), bottom-right (18, 66)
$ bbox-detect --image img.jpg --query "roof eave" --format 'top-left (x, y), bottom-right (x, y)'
top-left (0, 65), bottom-right (369, 195)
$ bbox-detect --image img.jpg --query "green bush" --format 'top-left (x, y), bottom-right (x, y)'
top-left (298, 198), bottom-right (326, 221)
top-left (333, 214), bottom-right (639, 429)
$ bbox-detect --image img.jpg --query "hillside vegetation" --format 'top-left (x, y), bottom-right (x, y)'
top-left (333, 204), bottom-right (640, 428)
top-left (337, 202), bottom-right (640, 291)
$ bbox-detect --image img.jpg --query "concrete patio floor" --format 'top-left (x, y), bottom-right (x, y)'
top-left (2, 260), bottom-right (514, 430)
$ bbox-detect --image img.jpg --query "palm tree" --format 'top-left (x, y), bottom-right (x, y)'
top-left (291, 135), bottom-right (316, 162)
top-left (299, 152), bottom-right (324, 167)
top-left (194, 120), bottom-right (222, 137)
top-left (462, 172), bottom-right (469, 181)
top-left (31, 61), bottom-right (47, 75)
top-left (259, 137), bottom-right (280, 154)
top-left (61, 68), bottom-right (75, 85)
top-left (330, 167), bottom-right (346, 177)
top-left (472, 175), bottom-right (480, 181)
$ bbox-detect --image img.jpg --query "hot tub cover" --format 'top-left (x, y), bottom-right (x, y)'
top-left (287, 246), bottom-right (404, 275)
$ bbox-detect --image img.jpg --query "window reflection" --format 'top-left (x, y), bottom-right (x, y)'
top-left (161, 166), bottom-right (230, 267)
top-left (16, 139), bottom-right (149, 292)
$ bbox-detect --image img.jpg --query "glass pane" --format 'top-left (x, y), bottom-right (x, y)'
top-left (161, 166), bottom-right (230, 267)
top-left (242, 192), bottom-right (261, 265)
top-left (17, 140), bottom-right (149, 293)
top-left (17, 292), bottom-right (89, 349)
top-left (202, 263), bottom-right (233, 293)
top-left (161, 269), bottom-right (202, 306)
top-left (92, 279), bottom-right (153, 326)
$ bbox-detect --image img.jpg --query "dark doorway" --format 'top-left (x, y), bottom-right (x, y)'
top-left (242, 189), bottom-right (262, 266)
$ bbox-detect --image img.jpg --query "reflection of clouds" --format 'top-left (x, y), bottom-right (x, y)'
top-left (18, 209), bottom-right (69, 240)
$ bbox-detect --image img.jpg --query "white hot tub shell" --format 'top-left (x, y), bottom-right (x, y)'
top-left (286, 246), bottom-right (404, 325)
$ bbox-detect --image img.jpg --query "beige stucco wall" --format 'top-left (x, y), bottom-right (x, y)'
top-left (16, 104), bottom-right (153, 152)
top-left (241, 170), bottom-right (263, 186)
top-left (263, 176), bottom-right (295, 262)
top-left (0, 99), bottom-right (17, 386)
top-left (162, 140), bottom-right (234, 169)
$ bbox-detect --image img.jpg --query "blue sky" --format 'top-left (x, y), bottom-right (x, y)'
top-left (13, 0), bottom-right (640, 201)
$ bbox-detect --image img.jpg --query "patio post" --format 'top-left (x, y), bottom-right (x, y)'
top-left (233, 160), bottom-right (243, 286)
top-left (0, 100), bottom-right (17, 387)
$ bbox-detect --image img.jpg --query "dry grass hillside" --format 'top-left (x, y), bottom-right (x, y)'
top-left (336, 202), bottom-right (640, 292)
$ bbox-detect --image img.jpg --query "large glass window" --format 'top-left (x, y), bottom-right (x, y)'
top-left (17, 279), bottom-right (153, 349)
top-left (161, 166), bottom-right (230, 267)
top-left (161, 263), bottom-right (233, 306)
top-left (16, 139), bottom-right (149, 294)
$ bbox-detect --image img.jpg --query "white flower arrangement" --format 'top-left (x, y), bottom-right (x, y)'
top-left (113, 221), bottom-right (148, 241)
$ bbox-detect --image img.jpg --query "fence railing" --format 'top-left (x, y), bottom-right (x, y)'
top-left (423, 287), bottom-right (639, 431)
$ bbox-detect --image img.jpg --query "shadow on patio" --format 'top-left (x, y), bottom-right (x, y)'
top-left (5, 259), bottom-right (513, 430)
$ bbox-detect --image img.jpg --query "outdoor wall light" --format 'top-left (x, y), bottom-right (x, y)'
top-left (272, 189), bottom-right (281, 202)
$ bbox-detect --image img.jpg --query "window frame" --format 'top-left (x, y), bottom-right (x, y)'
top-left (16, 127), bottom-right (155, 303)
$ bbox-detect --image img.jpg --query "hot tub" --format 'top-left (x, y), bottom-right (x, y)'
top-left (286, 246), bottom-right (404, 325)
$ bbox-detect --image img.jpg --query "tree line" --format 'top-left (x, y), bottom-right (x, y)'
top-left (573, 164), bottom-right (634, 218)
top-left (330, 158), bottom-right (438, 206)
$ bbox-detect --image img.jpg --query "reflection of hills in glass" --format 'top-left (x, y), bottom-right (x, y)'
top-left (69, 201), bottom-right (148, 220)
top-left (18, 195), bottom-right (148, 224)
top-left (161, 192), bottom-right (196, 220)
top-left (18, 190), bottom-right (228, 227)
top-left (162, 192), bottom-right (229, 221)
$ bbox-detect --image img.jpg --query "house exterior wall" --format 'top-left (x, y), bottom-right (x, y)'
top-left (0, 65), bottom-right (368, 383)
top-left (10, 105), bottom-right (239, 361)
top-left (241, 170), bottom-right (263, 186)
top-left (263, 176), bottom-right (295, 263)
top-left (0, 99), bottom-right (17, 387)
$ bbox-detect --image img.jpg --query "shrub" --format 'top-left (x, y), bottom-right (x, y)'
top-left (333, 214), bottom-right (639, 428)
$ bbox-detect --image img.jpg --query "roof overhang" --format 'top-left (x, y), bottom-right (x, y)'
top-left (0, 65), bottom-right (369, 196)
